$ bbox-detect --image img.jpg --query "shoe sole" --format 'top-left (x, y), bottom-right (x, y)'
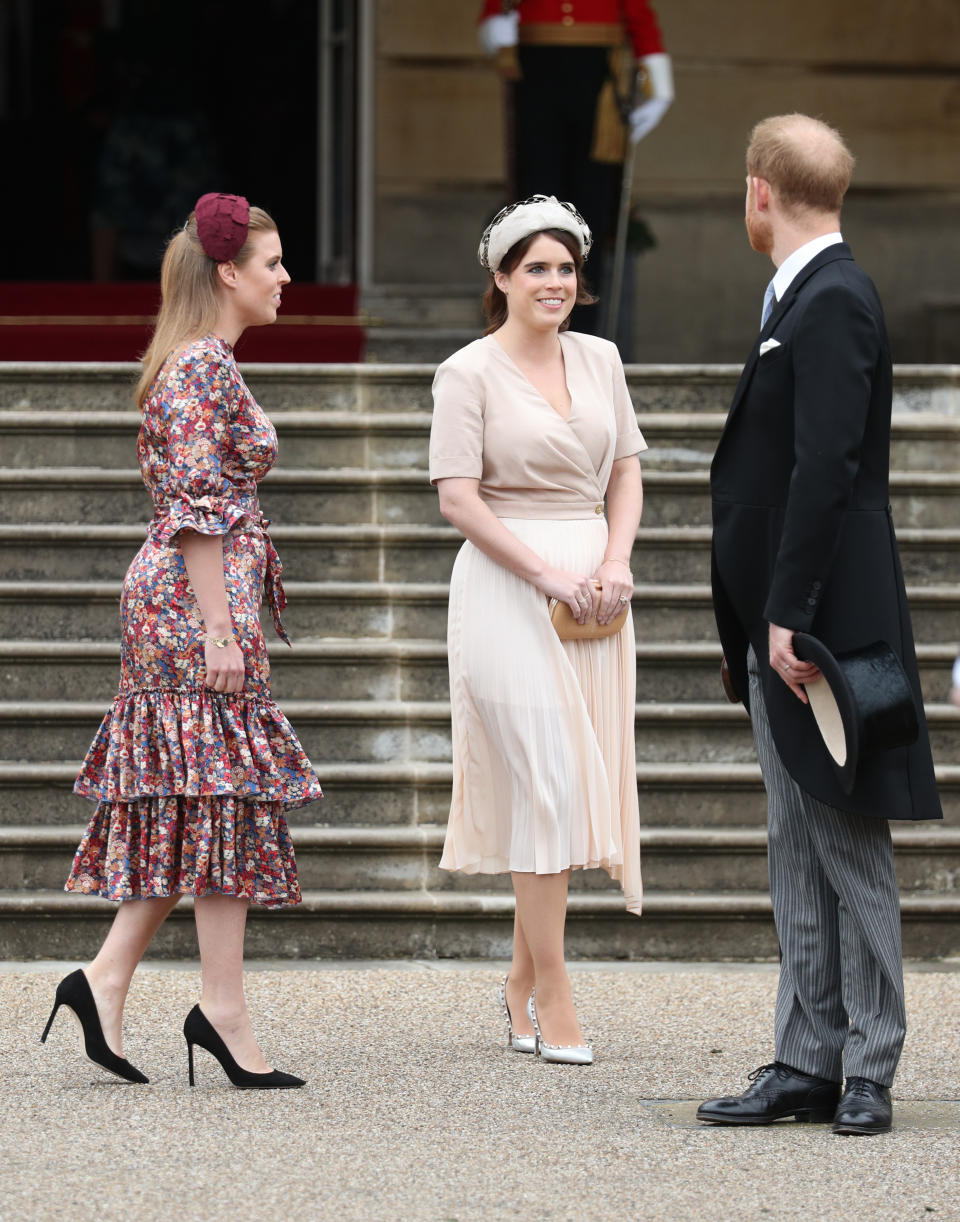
top-left (832, 1123), bottom-right (892, 1136)
top-left (696, 1109), bottom-right (836, 1125)
top-left (233, 1082), bottom-right (306, 1090)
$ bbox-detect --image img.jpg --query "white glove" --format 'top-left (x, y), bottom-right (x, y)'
top-left (629, 96), bottom-right (671, 143)
top-left (629, 52), bottom-right (674, 143)
top-left (479, 14), bottom-right (519, 55)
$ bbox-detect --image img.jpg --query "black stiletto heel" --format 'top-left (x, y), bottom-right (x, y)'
top-left (182, 1005), bottom-right (305, 1090)
top-left (40, 969), bottom-right (148, 1084)
top-left (40, 999), bottom-right (61, 1044)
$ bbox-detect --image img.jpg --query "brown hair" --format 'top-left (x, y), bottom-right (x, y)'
top-left (481, 228), bottom-right (597, 335)
top-left (746, 114), bottom-right (855, 215)
top-left (135, 205), bottom-right (278, 408)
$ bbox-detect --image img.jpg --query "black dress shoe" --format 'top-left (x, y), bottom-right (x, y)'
top-left (697, 1062), bottom-right (841, 1125)
top-left (832, 1077), bottom-right (892, 1135)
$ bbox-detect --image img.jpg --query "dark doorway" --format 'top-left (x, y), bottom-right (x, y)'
top-left (0, 0), bottom-right (335, 286)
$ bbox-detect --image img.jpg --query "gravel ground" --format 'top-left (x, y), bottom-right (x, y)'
top-left (1, 962), bottom-right (958, 1222)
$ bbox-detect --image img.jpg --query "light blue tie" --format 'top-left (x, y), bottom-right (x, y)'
top-left (760, 278), bottom-right (776, 329)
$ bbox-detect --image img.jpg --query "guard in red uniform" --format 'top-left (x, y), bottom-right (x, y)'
top-left (479, 1), bottom-right (673, 332)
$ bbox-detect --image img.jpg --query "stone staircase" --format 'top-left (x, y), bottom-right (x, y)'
top-left (1, 361), bottom-right (959, 960)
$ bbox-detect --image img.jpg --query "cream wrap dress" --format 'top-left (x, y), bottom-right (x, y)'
top-left (429, 331), bottom-right (646, 914)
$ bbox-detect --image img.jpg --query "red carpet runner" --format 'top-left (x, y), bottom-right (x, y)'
top-left (0, 283), bottom-right (366, 362)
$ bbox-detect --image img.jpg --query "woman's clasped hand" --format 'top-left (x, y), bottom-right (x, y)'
top-left (537, 558), bottom-right (633, 626)
top-left (593, 558), bottom-right (633, 625)
top-left (537, 566), bottom-right (599, 624)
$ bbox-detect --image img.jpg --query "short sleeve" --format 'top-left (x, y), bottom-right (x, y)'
top-left (611, 349), bottom-right (647, 460)
top-left (154, 347), bottom-right (250, 543)
top-left (428, 361), bottom-right (485, 484)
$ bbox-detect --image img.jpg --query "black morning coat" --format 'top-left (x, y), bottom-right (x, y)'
top-left (710, 242), bottom-right (942, 821)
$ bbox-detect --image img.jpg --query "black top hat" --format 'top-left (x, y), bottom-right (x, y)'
top-left (792, 633), bottom-right (919, 794)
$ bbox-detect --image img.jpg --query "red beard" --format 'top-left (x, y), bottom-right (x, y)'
top-left (745, 209), bottom-right (773, 256)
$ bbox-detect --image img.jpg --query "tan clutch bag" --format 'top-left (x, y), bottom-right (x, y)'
top-left (549, 582), bottom-right (629, 641)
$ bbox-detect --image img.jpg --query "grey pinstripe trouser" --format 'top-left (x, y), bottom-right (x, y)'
top-left (747, 648), bottom-right (906, 1087)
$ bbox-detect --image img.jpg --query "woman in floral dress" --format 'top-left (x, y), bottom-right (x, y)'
top-left (42, 194), bottom-right (321, 1089)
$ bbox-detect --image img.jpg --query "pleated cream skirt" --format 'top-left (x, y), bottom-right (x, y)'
top-left (440, 517), bottom-right (642, 915)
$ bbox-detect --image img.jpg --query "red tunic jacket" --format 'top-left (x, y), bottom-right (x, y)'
top-left (479, 0), bottom-right (665, 57)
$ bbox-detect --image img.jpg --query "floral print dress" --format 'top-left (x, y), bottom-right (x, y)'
top-left (66, 335), bottom-right (321, 907)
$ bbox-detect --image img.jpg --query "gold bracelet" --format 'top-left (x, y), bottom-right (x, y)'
top-left (201, 632), bottom-right (234, 649)
top-left (602, 556), bottom-right (632, 569)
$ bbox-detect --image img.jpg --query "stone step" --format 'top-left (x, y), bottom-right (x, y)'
top-left (1, 638), bottom-right (956, 707)
top-left (2, 886), bottom-right (958, 960)
top-left (5, 467), bottom-right (960, 530)
top-left (7, 823), bottom-right (960, 896)
top-left (638, 414), bottom-right (960, 473)
top-left (2, 698), bottom-right (958, 767)
top-left (0, 760), bottom-right (446, 828)
top-left (361, 289), bottom-right (487, 330)
top-left (3, 578), bottom-right (960, 644)
top-left (5, 760), bottom-right (959, 830)
top-left (0, 697), bottom-right (748, 763)
top-left (0, 363), bottom-right (756, 417)
top-left (0, 523), bottom-right (459, 583)
top-left (3, 361), bottom-right (958, 417)
top-left (2, 521), bottom-right (959, 587)
top-left (0, 579), bottom-right (715, 642)
top-left (5, 409), bottom-right (960, 473)
top-left (4, 361), bottom-right (958, 964)
top-left (0, 580), bottom-right (729, 642)
top-left (0, 411), bottom-right (435, 472)
top-left (365, 330), bottom-right (481, 365)
top-left (0, 364), bottom-right (447, 415)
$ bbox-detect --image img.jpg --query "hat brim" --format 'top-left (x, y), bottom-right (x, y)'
top-left (792, 632), bottom-right (860, 793)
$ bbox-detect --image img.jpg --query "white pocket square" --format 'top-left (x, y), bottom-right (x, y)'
top-left (759, 338), bottom-right (782, 355)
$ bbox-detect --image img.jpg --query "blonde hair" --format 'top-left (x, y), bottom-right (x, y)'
top-left (747, 114), bottom-right (855, 216)
top-left (135, 205), bottom-right (277, 408)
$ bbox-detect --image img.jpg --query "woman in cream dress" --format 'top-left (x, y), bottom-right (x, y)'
top-left (430, 196), bottom-right (645, 1063)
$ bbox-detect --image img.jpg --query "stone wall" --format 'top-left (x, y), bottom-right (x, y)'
top-left (372, 0), bottom-right (960, 360)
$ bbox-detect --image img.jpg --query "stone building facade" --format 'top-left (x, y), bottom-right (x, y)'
top-left (371, 1), bottom-right (960, 361)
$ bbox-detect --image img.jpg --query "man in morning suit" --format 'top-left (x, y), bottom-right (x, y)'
top-left (698, 114), bottom-right (942, 1136)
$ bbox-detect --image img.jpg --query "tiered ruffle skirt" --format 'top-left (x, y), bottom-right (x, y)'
top-left (67, 687), bottom-right (321, 908)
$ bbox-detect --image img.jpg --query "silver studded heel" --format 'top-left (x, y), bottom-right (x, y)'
top-left (528, 988), bottom-right (594, 1065)
top-left (498, 975), bottom-right (536, 1054)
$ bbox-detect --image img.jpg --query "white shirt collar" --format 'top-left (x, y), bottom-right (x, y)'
top-left (772, 232), bottom-right (843, 302)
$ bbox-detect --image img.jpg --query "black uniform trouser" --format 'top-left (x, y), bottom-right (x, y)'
top-left (513, 45), bottom-right (620, 334)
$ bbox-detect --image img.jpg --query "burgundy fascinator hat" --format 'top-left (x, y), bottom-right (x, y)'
top-left (194, 193), bottom-right (250, 262)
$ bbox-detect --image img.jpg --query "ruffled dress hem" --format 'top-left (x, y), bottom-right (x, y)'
top-left (74, 687), bottom-right (323, 812)
top-left (70, 685), bottom-right (320, 908)
top-left (65, 881), bottom-right (300, 908)
top-left (65, 794), bottom-right (302, 908)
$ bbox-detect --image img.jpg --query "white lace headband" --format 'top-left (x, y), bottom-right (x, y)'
top-left (478, 194), bottom-right (592, 271)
